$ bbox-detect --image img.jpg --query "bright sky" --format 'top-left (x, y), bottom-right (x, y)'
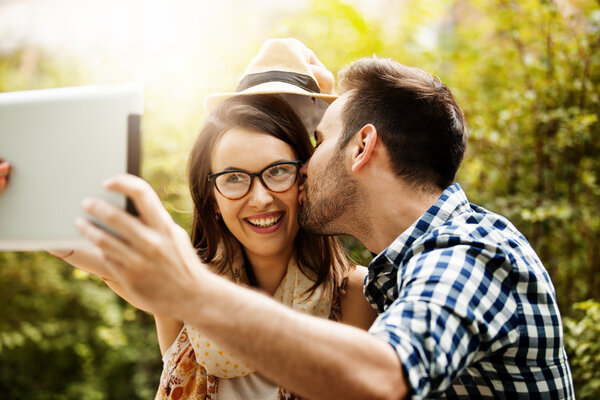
top-left (0, 0), bottom-right (324, 126)
top-left (0, 0), bottom-right (304, 80)
top-left (0, 0), bottom-right (431, 129)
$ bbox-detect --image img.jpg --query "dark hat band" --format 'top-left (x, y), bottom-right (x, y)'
top-left (236, 71), bottom-right (321, 94)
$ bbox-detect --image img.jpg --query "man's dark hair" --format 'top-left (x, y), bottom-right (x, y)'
top-left (338, 57), bottom-right (468, 190)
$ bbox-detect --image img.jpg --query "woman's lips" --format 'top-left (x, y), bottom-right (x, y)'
top-left (244, 211), bottom-right (285, 234)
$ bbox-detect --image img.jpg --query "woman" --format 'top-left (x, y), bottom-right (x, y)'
top-left (0, 39), bottom-right (377, 399)
top-left (151, 93), bottom-right (375, 400)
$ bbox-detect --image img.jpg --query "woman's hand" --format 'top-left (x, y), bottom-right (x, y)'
top-left (74, 174), bottom-right (207, 318)
top-left (307, 49), bottom-right (335, 95)
top-left (0, 158), bottom-right (10, 193)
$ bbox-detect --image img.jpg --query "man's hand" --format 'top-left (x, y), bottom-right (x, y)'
top-left (73, 173), bottom-right (407, 400)
top-left (0, 158), bottom-right (10, 193)
top-left (47, 246), bottom-right (157, 312)
top-left (307, 48), bottom-right (335, 95)
top-left (74, 174), bottom-right (206, 318)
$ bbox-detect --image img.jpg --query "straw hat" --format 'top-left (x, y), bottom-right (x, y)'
top-left (204, 38), bottom-right (338, 113)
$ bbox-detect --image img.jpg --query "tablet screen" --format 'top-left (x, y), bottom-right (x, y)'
top-left (0, 83), bottom-right (143, 251)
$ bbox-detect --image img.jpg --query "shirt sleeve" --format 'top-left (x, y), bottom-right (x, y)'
top-left (368, 240), bottom-right (520, 399)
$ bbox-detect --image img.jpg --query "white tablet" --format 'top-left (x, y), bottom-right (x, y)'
top-left (0, 83), bottom-right (143, 251)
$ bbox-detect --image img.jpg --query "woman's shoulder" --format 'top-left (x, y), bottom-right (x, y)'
top-left (346, 264), bottom-right (368, 288)
top-left (339, 265), bottom-right (378, 330)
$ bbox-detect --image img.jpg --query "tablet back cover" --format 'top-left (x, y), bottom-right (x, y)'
top-left (0, 83), bottom-right (142, 251)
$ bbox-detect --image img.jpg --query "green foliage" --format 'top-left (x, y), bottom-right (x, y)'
top-left (0, 252), bottom-right (162, 399)
top-left (563, 300), bottom-right (600, 399)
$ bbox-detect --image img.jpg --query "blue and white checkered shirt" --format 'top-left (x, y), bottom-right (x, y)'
top-left (365, 183), bottom-right (574, 399)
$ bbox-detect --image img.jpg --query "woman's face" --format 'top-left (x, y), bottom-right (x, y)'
top-left (211, 127), bottom-right (300, 261)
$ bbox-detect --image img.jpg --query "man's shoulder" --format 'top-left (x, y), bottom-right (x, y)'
top-left (419, 203), bottom-right (527, 251)
top-left (395, 203), bottom-right (540, 280)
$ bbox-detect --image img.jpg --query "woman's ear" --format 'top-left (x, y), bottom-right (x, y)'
top-left (351, 124), bottom-right (378, 173)
top-left (212, 198), bottom-right (221, 216)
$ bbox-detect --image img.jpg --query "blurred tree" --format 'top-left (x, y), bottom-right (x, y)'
top-left (442, 0), bottom-right (600, 310)
top-left (563, 299), bottom-right (600, 399)
top-left (0, 252), bottom-right (162, 399)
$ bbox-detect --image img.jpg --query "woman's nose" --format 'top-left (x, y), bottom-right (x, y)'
top-left (247, 176), bottom-right (274, 208)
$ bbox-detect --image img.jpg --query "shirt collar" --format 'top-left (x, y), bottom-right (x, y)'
top-left (370, 182), bottom-right (470, 268)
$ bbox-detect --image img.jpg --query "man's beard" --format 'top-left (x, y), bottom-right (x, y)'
top-left (299, 149), bottom-right (359, 236)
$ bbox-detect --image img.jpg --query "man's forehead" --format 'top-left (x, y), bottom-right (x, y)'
top-left (317, 95), bottom-right (347, 138)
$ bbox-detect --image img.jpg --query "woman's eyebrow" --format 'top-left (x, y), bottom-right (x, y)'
top-left (218, 159), bottom-right (294, 172)
top-left (221, 166), bottom-right (245, 172)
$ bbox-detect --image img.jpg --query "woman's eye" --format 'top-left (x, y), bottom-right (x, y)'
top-left (225, 173), bottom-right (246, 183)
top-left (268, 165), bottom-right (293, 177)
top-left (269, 167), bottom-right (286, 176)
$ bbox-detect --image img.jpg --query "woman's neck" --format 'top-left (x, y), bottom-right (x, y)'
top-left (243, 248), bottom-right (293, 296)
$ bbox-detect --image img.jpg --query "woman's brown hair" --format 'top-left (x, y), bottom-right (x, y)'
top-left (188, 94), bottom-right (350, 295)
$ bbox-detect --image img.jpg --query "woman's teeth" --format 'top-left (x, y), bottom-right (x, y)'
top-left (246, 214), bottom-right (282, 228)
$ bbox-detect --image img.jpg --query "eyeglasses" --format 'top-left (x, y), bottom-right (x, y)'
top-left (208, 160), bottom-right (303, 200)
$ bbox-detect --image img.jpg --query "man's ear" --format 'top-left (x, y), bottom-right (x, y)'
top-left (351, 124), bottom-right (378, 173)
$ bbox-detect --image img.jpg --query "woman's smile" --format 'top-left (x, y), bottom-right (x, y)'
top-left (244, 211), bottom-right (285, 233)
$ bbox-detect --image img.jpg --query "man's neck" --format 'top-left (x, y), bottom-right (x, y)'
top-left (356, 181), bottom-right (442, 255)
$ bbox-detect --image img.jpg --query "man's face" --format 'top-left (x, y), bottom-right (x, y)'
top-left (298, 95), bottom-right (359, 235)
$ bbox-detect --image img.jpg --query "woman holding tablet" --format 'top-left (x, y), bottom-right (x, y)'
top-left (1, 39), bottom-right (377, 399)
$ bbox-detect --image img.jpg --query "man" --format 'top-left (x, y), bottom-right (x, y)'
top-left (3, 55), bottom-right (574, 398)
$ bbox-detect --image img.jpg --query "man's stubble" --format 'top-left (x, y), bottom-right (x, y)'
top-left (299, 148), bottom-right (366, 238)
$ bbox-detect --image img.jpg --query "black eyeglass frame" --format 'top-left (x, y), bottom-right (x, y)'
top-left (208, 160), bottom-right (303, 200)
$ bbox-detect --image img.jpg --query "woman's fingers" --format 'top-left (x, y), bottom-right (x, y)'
top-left (0, 159), bottom-right (9, 176)
top-left (0, 160), bottom-right (10, 192)
top-left (102, 174), bottom-right (173, 232)
top-left (307, 49), bottom-right (335, 95)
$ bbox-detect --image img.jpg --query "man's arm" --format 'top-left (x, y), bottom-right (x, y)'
top-left (185, 272), bottom-right (406, 400)
top-left (75, 174), bottom-right (408, 400)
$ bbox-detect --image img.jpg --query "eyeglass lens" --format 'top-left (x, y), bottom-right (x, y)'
top-left (214, 163), bottom-right (298, 199)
